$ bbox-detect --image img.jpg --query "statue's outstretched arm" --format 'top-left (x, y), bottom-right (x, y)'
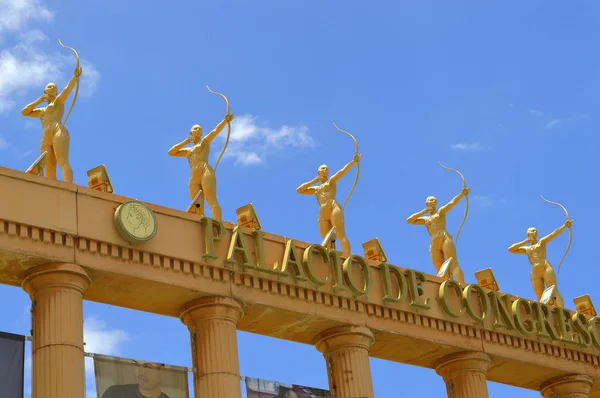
top-left (204, 113), bottom-right (234, 145)
top-left (508, 238), bottom-right (530, 254)
top-left (406, 208), bottom-right (429, 225)
top-left (168, 137), bottom-right (193, 157)
top-left (540, 221), bottom-right (573, 245)
top-left (297, 176), bottom-right (320, 195)
top-left (56, 69), bottom-right (81, 105)
top-left (330, 154), bottom-right (361, 183)
top-left (439, 187), bottom-right (470, 215)
top-left (21, 96), bottom-right (46, 118)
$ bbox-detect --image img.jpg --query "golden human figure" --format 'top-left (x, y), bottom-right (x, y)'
top-left (406, 187), bottom-right (470, 285)
top-left (21, 67), bottom-right (82, 183)
top-left (296, 153), bottom-right (361, 257)
top-left (508, 218), bottom-right (573, 308)
top-left (168, 113), bottom-right (234, 221)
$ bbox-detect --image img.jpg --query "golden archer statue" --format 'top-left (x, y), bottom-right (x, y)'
top-left (508, 195), bottom-right (573, 308)
top-left (406, 162), bottom-right (470, 285)
top-left (168, 86), bottom-right (233, 221)
top-left (296, 123), bottom-right (361, 257)
top-left (21, 40), bottom-right (81, 184)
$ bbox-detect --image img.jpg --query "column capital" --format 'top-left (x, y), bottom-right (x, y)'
top-left (21, 263), bottom-right (91, 296)
top-left (539, 374), bottom-right (594, 397)
top-left (435, 351), bottom-right (491, 379)
top-left (180, 296), bottom-right (245, 327)
top-left (315, 325), bottom-right (375, 354)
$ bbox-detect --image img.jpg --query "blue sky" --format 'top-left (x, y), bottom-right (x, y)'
top-left (1, 0), bottom-right (599, 396)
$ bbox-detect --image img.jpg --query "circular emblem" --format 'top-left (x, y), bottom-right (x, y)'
top-left (114, 200), bottom-right (158, 244)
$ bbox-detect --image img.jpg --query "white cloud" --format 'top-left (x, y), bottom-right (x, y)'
top-left (0, 40), bottom-right (100, 112)
top-left (449, 142), bottom-right (483, 152)
top-left (16, 149), bottom-right (32, 159)
top-left (0, 0), bottom-right (53, 34)
top-left (79, 59), bottom-right (101, 98)
top-left (228, 114), bottom-right (260, 143)
top-left (227, 150), bottom-right (263, 165)
top-left (84, 317), bottom-right (128, 356)
top-left (0, 134), bottom-right (29, 158)
top-left (472, 194), bottom-right (507, 207)
top-left (264, 124), bottom-right (313, 148)
top-left (544, 114), bottom-right (588, 131)
top-left (0, 0), bottom-right (100, 113)
top-left (84, 317), bottom-right (129, 376)
top-left (218, 114), bottom-right (314, 165)
top-left (546, 119), bottom-right (561, 129)
top-left (0, 134), bottom-right (35, 159)
top-left (529, 109), bottom-right (544, 117)
top-left (0, 41), bottom-right (61, 111)
top-left (472, 194), bottom-right (493, 207)
top-left (18, 28), bottom-right (46, 43)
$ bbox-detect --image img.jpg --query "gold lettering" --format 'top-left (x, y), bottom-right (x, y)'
top-left (571, 313), bottom-right (592, 348)
top-left (380, 263), bottom-right (407, 304)
top-left (512, 298), bottom-right (535, 336)
top-left (487, 291), bottom-right (515, 330)
top-left (253, 230), bottom-right (267, 268)
top-left (530, 302), bottom-right (559, 341)
top-left (404, 269), bottom-right (431, 310)
top-left (461, 284), bottom-right (489, 322)
top-left (342, 255), bottom-right (373, 296)
top-left (276, 239), bottom-right (307, 281)
top-left (553, 307), bottom-right (578, 346)
top-left (328, 250), bottom-right (347, 292)
top-left (587, 316), bottom-right (600, 351)
top-left (201, 217), bottom-right (224, 260)
top-left (302, 244), bottom-right (329, 286)
top-left (252, 230), bottom-right (285, 275)
top-left (438, 280), bottom-right (463, 318)
top-left (225, 225), bottom-right (254, 269)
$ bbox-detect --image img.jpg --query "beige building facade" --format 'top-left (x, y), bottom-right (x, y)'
top-left (0, 166), bottom-right (598, 398)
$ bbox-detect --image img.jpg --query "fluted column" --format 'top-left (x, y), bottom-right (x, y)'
top-left (435, 351), bottom-right (491, 398)
top-left (315, 325), bottom-right (375, 398)
top-left (540, 374), bottom-right (593, 398)
top-left (180, 296), bottom-right (244, 398)
top-left (21, 263), bottom-right (91, 398)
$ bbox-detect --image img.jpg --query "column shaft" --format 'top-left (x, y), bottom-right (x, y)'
top-left (540, 374), bottom-right (593, 398)
top-left (435, 351), bottom-right (491, 398)
top-left (22, 263), bottom-right (91, 398)
top-left (315, 325), bottom-right (375, 398)
top-left (180, 296), bottom-right (244, 398)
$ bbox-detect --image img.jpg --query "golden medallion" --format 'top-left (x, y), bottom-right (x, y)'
top-left (114, 200), bottom-right (158, 244)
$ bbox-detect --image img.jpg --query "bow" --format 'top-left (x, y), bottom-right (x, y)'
top-left (58, 39), bottom-right (80, 128)
top-left (207, 85), bottom-right (230, 173)
top-left (333, 123), bottom-right (359, 211)
top-left (438, 161), bottom-right (468, 244)
top-left (540, 195), bottom-right (572, 273)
